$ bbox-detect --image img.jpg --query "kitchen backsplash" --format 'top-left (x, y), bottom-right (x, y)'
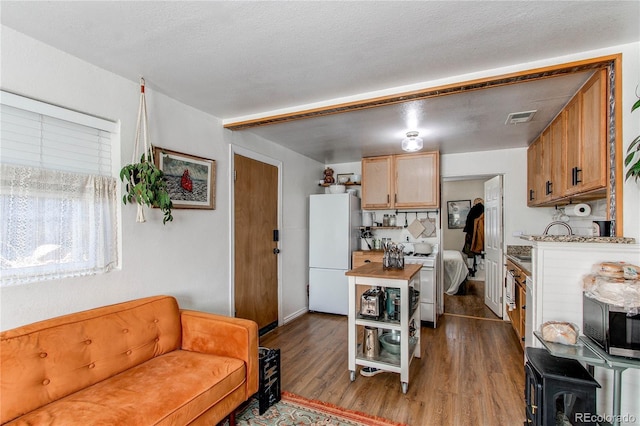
top-left (361, 209), bottom-right (441, 251)
top-left (548, 199), bottom-right (608, 236)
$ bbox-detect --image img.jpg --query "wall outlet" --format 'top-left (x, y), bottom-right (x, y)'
top-left (512, 230), bottom-right (524, 237)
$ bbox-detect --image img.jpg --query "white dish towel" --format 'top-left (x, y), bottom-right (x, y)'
top-left (506, 271), bottom-right (516, 311)
top-left (407, 219), bottom-right (425, 239)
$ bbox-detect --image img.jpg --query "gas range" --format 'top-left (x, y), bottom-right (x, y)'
top-left (404, 252), bottom-right (437, 268)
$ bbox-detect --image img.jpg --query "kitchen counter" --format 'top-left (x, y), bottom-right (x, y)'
top-left (346, 261), bottom-right (422, 394)
top-left (506, 245), bottom-right (532, 275)
top-left (346, 262), bottom-right (422, 280)
top-left (520, 235), bottom-right (636, 244)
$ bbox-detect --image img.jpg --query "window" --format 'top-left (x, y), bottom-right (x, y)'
top-left (0, 91), bottom-right (119, 286)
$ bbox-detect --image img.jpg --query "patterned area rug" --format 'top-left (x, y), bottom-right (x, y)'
top-left (224, 391), bottom-right (407, 426)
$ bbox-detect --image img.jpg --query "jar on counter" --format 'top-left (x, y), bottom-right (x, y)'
top-left (382, 214), bottom-right (390, 227)
top-left (389, 215), bottom-right (396, 227)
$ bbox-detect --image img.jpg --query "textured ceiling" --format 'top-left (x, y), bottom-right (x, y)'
top-left (1, 1), bottom-right (638, 162)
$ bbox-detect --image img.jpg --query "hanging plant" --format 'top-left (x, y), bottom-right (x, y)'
top-left (624, 87), bottom-right (640, 182)
top-left (120, 147), bottom-right (173, 224)
top-left (120, 78), bottom-right (173, 224)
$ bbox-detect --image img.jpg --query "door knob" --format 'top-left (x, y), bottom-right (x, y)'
top-left (273, 248), bottom-right (280, 254)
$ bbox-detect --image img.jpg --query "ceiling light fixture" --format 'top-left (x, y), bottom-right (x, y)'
top-left (401, 131), bottom-right (423, 152)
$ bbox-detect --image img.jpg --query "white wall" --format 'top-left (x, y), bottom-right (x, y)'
top-left (0, 27), bottom-right (322, 330)
top-left (441, 148), bottom-right (554, 249)
top-left (441, 179), bottom-right (486, 251)
top-left (620, 42), bottom-right (640, 241)
top-left (0, 27), bottom-right (232, 330)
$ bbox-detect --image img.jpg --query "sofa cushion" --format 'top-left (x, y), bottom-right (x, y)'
top-left (5, 350), bottom-right (246, 425)
top-left (1, 296), bottom-right (182, 423)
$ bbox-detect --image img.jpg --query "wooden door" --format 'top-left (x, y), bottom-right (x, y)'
top-left (234, 154), bottom-right (279, 333)
top-left (394, 152), bottom-right (440, 208)
top-left (484, 175), bottom-right (503, 317)
top-left (361, 156), bottom-right (393, 209)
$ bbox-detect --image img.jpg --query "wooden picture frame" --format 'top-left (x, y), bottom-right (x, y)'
top-left (154, 147), bottom-right (216, 209)
top-left (447, 200), bottom-right (471, 229)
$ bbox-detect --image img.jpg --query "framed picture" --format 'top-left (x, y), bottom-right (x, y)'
top-left (447, 200), bottom-right (471, 229)
top-left (154, 147), bottom-right (216, 209)
top-left (336, 173), bottom-right (354, 184)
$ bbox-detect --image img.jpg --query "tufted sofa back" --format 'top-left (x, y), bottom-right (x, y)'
top-left (1, 295), bottom-right (182, 424)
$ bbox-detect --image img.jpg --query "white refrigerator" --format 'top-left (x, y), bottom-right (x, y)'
top-left (309, 193), bottom-right (361, 315)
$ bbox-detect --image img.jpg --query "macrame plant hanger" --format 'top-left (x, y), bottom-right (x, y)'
top-left (131, 77), bottom-right (151, 223)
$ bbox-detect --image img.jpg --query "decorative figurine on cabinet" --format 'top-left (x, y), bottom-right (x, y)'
top-left (323, 167), bottom-right (335, 184)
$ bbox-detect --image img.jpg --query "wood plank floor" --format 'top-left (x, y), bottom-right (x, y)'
top-left (444, 279), bottom-right (501, 320)
top-left (260, 312), bottom-right (525, 425)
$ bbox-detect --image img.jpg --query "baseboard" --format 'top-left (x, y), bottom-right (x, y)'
top-left (284, 307), bottom-right (308, 324)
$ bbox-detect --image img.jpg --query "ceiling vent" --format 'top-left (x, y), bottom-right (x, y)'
top-left (505, 110), bottom-right (537, 125)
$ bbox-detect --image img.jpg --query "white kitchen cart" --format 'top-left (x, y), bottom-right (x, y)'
top-left (345, 262), bottom-right (421, 394)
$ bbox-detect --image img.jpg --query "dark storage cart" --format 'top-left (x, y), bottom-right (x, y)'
top-left (258, 347), bottom-right (281, 415)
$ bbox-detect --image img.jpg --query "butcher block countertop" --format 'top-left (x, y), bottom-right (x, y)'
top-left (345, 262), bottom-right (422, 280)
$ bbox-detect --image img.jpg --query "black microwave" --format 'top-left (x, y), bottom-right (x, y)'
top-left (583, 293), bottom-right (640, 359)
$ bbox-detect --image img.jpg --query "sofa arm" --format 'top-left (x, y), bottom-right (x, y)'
top-left (180, 310), bottom-right (259, 398)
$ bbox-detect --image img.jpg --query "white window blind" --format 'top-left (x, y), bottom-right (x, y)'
top-left (0, 91), bottom-right (119, 286)
top-left (0, 91), bottom-right (114, 175)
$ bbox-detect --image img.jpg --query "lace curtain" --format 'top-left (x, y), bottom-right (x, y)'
top-left (0, 164), bottom-right (118, 286)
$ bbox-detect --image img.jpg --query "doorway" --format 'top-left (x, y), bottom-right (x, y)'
top-left (441, 175), bottom-right (503, 320)
top-left (233, 151), bottom-right (280, 335)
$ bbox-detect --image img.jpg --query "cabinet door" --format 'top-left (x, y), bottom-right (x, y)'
top-left (511, 285), bottom-right (521, 338)
top-left (361, 156), bottom-right (393, 209)
top-left (564, 95), bottom-right (581, 194)
top-left (579, 69), bottom-right (607, 192)
top-left (518, 283), bottom-right (526, 346)
top-left (540, 129), bottom-right (553, 203)
top-left (549, 112), bottom-right (566, 199)
top-left (565, 69), bottom-right (607, 195)
top-left (527, 138), bottom-right (540, 206)
top-left (394, 152), bottom-right (440, 208)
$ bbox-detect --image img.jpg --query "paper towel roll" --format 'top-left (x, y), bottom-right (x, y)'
top-left (564, 203), bottom-right (591, 217)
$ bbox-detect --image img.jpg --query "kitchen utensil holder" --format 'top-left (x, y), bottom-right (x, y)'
top-left (383, 244), bottom-right (404, 270)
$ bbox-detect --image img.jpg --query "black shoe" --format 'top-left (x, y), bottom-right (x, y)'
top-left (360, 367), bottom-right (383, 377)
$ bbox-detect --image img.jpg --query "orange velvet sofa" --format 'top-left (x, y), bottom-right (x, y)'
top-left (1, 295), bottom-right (259, 425)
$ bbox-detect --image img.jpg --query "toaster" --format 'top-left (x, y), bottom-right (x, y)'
top-left (360, 288), bottom-right (385, 319)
